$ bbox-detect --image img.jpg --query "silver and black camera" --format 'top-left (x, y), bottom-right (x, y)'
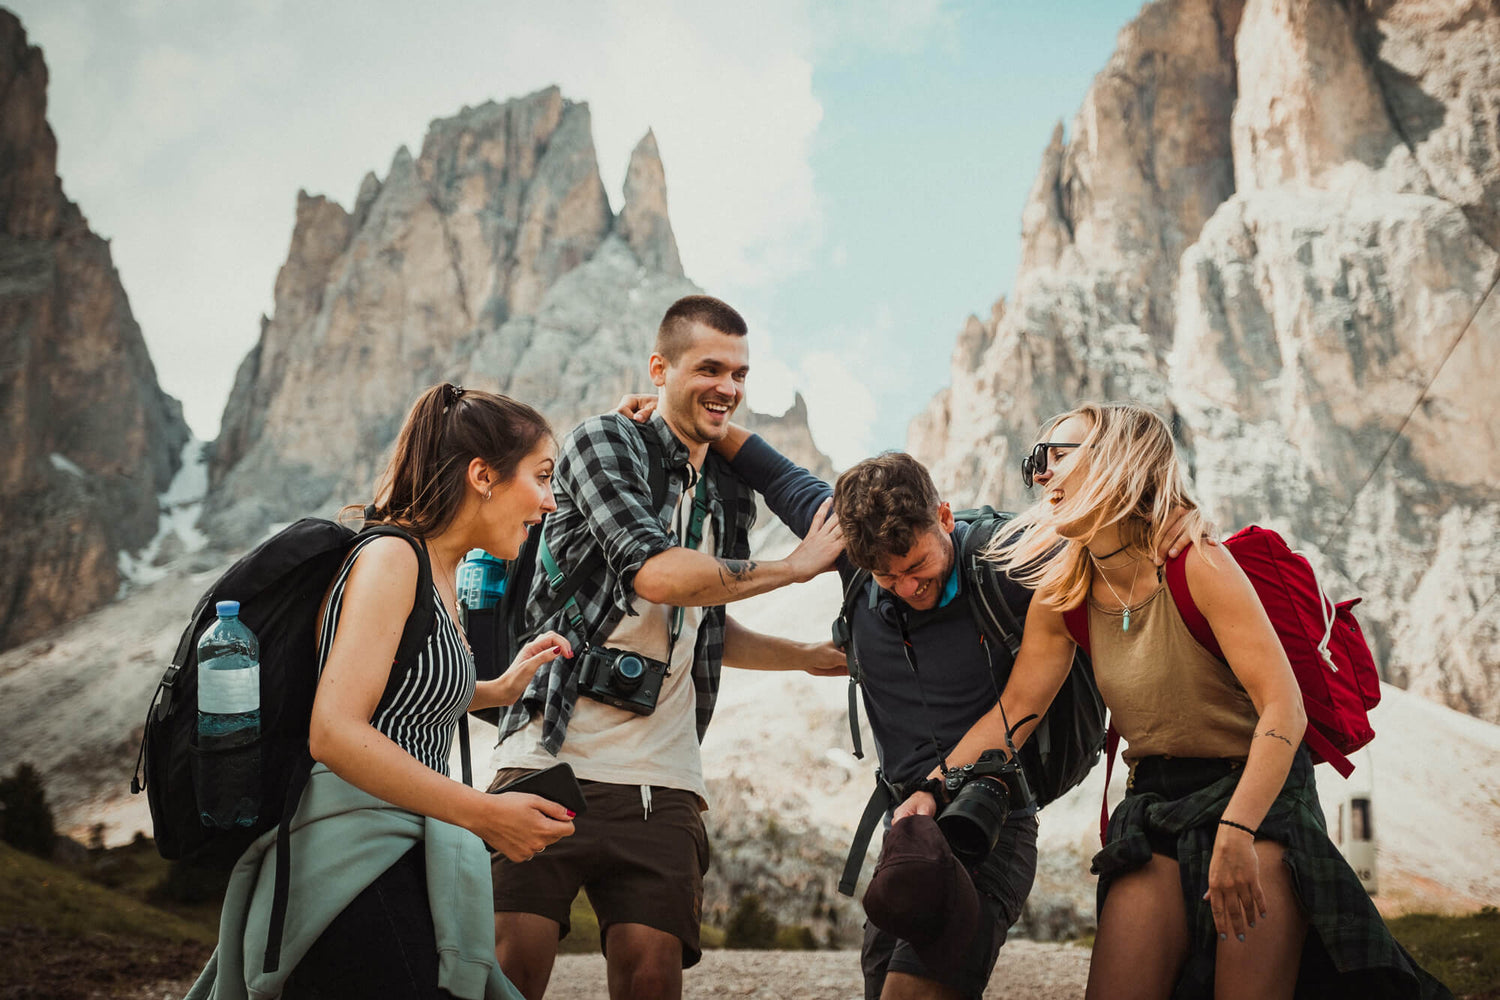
top-left (936, 749), bottom-right (1039, 867)
top-left (576, 646), bottom-right (668, 715)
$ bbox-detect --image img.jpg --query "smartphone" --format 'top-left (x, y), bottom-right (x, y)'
top-left (490, 762), bottom-right (587, 816)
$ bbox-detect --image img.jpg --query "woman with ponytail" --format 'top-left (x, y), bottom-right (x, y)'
top-left (894, 403), bottom-right (1449, 999)
top-left (277, 383), bottom-right (576, 999)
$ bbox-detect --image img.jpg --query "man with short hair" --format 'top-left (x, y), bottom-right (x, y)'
top-left (719, 437), bottom-right (1039, 1000)
top-left (489, 295), bottom-right (846, 1000)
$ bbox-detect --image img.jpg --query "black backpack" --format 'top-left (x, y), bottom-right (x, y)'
top-left (834, 506), bottom-right (1107, 894)
top-left (129, 518), bottom-right (435, 971)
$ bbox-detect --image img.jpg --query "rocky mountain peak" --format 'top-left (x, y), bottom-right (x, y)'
top-left (0, 10), bottom-right (189, 651)
top-left (0, 13), bottom-right (58, 239)
top-left (616, 129), bottom-right (684, 277)
top-left (204, 86), bottom-right (823, 547)
top-left (912, 0), bottom-right (1500, 725)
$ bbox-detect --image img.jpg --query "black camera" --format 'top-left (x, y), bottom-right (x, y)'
top-left (576, 646), bottom-right (668, 715)
top-left (936, 749), bottom-right (1039, 867)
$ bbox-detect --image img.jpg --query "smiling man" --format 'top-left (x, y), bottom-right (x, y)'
top-left (488, 295), bottom-right (846, 1000)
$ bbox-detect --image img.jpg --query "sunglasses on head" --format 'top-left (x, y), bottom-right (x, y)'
top-left (1021, 441), bottom-right (1083, 489)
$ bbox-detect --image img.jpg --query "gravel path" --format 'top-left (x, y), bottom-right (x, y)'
top-left (542, 943), bottom-right (1091, 999)
top-left (123, 943), bottom-right (1091, 999)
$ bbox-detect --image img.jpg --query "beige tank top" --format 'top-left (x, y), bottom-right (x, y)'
top-left (1088, 578), bottom-right (1258, 766)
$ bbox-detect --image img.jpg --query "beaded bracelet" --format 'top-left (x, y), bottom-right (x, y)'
top-left (1218, 818), bottom-right (1258, 837)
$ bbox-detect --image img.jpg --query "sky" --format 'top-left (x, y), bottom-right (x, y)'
top-left (11, 0), bottom-right (1142, 469)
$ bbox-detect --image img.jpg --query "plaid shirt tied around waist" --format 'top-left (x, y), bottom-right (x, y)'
top-left (1092, 749), bottom-right (1452, 998)
top-left (495, 412), bottom-right (755, 756)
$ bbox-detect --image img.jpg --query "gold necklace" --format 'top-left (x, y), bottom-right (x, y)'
top-left (1097, 557), bottom-right (1142, 632)
top-left (431, 550), bottom-right (461, 613)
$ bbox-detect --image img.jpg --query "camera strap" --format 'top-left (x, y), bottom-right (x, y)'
top-left (666, 471), bottom-right (712, 660)
top-left (895, 610), bottom-right (958, 780)
top-left (896, 608), bottom-right (1033, 782)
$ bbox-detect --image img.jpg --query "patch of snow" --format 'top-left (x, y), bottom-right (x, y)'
top-left (49, 452), bottom-right (85, 477)
top-left (117, 438), bottom-right (210, 593)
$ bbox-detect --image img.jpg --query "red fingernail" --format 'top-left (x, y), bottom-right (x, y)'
top-left (566, 809), bottom-right (576, 818)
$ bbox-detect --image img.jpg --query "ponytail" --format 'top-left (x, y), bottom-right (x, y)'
top-left (344, 383), bottom-right (551, 537)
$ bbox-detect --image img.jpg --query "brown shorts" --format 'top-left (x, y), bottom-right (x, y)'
top-left (488, 769), bottom-right (711, 968)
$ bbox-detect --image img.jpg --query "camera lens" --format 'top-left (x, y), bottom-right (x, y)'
top-left (610, 654), bottom-right (646, 692)
top-left (936, 777), bottom-right (1010, 868)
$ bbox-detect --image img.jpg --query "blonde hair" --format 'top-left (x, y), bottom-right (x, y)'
top-left (984, 402), bottom-right (1214, 610)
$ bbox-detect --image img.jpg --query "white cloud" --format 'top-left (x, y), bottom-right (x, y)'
top-left (11, 0), bottom-right (833, 439)
top-left (796, 349), bottom-right (879, 470)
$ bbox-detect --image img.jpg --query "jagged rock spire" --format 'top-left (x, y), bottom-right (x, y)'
top-left (616, 129), bottom-right (684, 277)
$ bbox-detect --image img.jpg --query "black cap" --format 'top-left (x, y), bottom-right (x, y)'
top-left (861, 815), bottom-right (980, 970)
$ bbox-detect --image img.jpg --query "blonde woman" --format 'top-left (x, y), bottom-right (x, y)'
top-left (894, 403), bottom-right (1449, 999)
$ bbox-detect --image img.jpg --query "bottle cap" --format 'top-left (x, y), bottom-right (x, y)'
top-left (215, 600), bottom-right (241, 618)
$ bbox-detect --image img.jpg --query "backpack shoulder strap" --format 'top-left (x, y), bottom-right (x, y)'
top-left (1162, 542), bottom-right (1222, 660)
top-left (956, 508), bottom-right (1023, 661)
top-left (1062, 605), bottom-right (1091, 657)
top-left (639, 423), bottom-right (668, 514)
top-left (358, 524), bottom-right (436, 668)
top-left (834, 568), bottom-right (873, 760)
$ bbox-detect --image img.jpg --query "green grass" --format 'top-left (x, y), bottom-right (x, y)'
top-left (1062, 908), bottom-right (1500, 996)
top-left (0, 841), bottom-right (215, 998)
top-left (1387, 907), bottom-right (1500, 999)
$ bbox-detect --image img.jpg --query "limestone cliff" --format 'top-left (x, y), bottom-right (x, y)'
top-left (911, 0), bottom-right (1500, 723)
top-left (0, 11), bottom-right (189, 651)
top-left (206, 89), bottom-right (821, 545)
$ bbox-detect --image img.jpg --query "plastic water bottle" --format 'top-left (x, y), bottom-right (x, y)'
top-left (456, 549), bottom-right (507, 611)
top-left (196, 600), bottom-right (261, 829)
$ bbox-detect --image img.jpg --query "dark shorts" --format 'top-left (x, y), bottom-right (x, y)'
top-left (488, 769), bottom-right (711, 968)
top-left (861, 814), bottom-right (1039, 1000)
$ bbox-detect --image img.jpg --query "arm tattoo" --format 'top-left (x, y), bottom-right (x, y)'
top-left (718, 559), bottom-right (758, 591)
top-left (1254, 728), bottom-right (1293, 748)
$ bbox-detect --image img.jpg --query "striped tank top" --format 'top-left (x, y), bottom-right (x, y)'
top-left (317, 534), bottom-right (475, 775)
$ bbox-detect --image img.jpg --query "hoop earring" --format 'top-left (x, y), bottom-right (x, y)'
top-left (483, 489), bottom-right (492, 502)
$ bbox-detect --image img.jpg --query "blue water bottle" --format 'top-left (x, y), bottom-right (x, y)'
top-left (456, 549), bottom-right (507, 611)
top-left (196, 600), bottom-right (261, 828)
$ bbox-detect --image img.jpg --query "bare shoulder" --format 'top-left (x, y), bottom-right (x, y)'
top-left (342, 534), bottom-right (421, 614)
top-left (1181, 541), bottom-right (1257, 617)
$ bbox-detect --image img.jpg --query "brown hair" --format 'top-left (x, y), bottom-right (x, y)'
top-left (833, 452), bottom-right (943, 570)
top-left (346, 383), bottom-right (551, 537)
top-left (985, 402), bottom-right (1214, 610)
top-left (655, 294), bottom-right (748, 362)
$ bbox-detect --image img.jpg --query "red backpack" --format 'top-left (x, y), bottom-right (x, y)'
top-left (1063, 526), bottom-right (1381, 841)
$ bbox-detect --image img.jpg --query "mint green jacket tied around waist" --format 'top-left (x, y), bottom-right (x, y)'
top-left (185, 764), bottom-right (521, 1000)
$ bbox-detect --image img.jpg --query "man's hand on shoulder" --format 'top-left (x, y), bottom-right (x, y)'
top-left (798, 640), bottom-right (849, 678)
top-left (1156, 506), bottom-right (1218, 565)
top-left (783, 497), bottom-right (843, 581)
top-left (614, 393), bottom-right (657, 423)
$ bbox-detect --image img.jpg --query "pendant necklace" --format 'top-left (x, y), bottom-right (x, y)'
top-left (1097, 556), bottom-right (1142, 632)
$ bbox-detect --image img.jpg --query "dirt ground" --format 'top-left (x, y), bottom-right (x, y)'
top-left (539, 944), bottom-right (1089, 1000)
top-left (116, 944), bottom-right (1091, 1000)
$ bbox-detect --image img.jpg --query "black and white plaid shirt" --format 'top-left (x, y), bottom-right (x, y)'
top-left (495, 412), bottom-right (756, 755)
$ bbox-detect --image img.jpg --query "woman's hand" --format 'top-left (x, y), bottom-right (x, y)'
top-left (1204, 825), bottom-right (1268, 942)
top-left (472, 631), bottom-right (574, 709)
top-left (614, 393), bottom-right (657, 422)
top-left (474, 791), bottom-right (576, 862)
top-left (892, 790), bottom-right (938, 823)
